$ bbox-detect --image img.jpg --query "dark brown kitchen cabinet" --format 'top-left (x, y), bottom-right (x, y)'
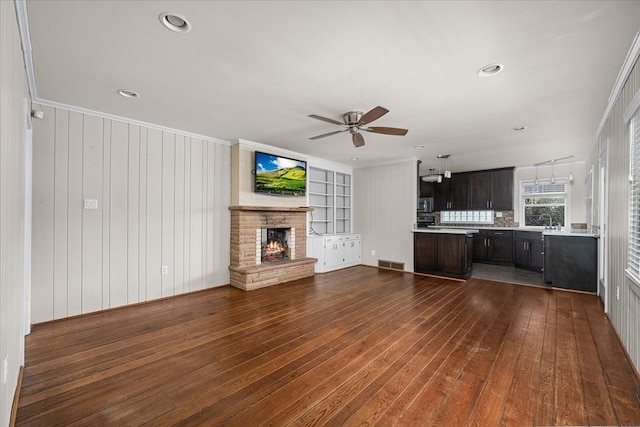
top-left (514, 231), bottom-right (543, 272)
top-left (491, 168), bottom-right (514, 210)
top-left (543, 235), bottom-right (597, 292)
top-left (414, 232), bottom-right (473, 279)
top-left (472, 229), bottom-right (513, 264)
top-left (468, 168), bottom-right (514, 210)
top-left (414, 232), bottom-right (438, 272)
top-left (435, 174), bottom-right (468, 210)
top-left (419, 180), bottom-right (435, 198)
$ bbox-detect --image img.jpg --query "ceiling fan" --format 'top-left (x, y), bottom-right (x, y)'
top-left (308, 106), bottom-right (408, 147)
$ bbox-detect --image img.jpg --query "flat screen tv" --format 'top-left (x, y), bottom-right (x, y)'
top-left (254, 151), bottom-right (307, 196)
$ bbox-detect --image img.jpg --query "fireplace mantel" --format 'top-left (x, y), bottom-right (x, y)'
top-left (229, 205), bottom-right (315, 290)
top-left (229, 206), bottom-right (313, 212)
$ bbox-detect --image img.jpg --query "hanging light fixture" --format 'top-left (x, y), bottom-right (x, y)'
top-left (534, 166), bottom-right (539, 185)
top-left (569, 162), bottom-right (574, 182)
top-left (420, 168), bottom-right (442, 183)
top-left (534, 155), bottom-right (574, 185)
top-left (438, 154), bottom-right (451, 179)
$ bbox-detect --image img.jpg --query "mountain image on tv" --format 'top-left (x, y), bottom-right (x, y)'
top-left (255, 153), bottom-right (306, 195)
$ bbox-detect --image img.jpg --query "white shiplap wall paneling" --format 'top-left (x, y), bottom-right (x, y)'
top-left (31, 107), bottom-right (231, 323)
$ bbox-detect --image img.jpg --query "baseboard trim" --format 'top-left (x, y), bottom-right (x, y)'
top-left (10, 365), bottom-right (24, 426)
top-left (604, 312), bottom-right (640, 384)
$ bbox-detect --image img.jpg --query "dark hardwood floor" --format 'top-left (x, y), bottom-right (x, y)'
top-left (16, 266), bottom-right (640, 426)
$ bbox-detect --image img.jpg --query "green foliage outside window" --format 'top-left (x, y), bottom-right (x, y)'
top-left (524, 196), bottom-right (565, 226)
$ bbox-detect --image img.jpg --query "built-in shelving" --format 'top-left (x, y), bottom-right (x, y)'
top-left (308, 167), bottom-right (352, 234)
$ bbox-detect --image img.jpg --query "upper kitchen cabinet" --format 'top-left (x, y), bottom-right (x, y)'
top-left (419, 180), bottom-right (435, 198)
top-left (468, 167), bottom-right (514, 210)
top-left (435, 173), bottom-right (468, 210)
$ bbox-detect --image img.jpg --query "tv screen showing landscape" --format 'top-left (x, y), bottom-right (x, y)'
top-left (254, 151), bottom-right (307, 196)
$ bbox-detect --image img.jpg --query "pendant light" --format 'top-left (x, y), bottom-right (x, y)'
top-left (534, 166), bottom-right (539, 185)
top-left (437, 154), bottom-right (451, 179)
top-left (569, 163), bottom-right (574, 182)
top-left (550, 163), bottom-right (555, 184)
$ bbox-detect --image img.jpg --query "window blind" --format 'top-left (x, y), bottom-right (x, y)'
top-left (628, 109), bottom-right (640, 283)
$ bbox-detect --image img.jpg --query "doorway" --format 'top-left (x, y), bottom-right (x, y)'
top-left (598, 141), bottom-right (609, 312)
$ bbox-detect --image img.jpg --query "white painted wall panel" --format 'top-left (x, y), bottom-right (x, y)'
top-left (30, 107), bottom-right (231, 324)
top-left (31, 106), bottom-right (55, 323)
top-left (67, 112), bottom-right (83, 316)
top-left (174, 134), bottom-right (185, 295)
top-left (138, 128), bottom-right (148, 301)
top-left (0, 1), bottom-right (29, 423)
top-left (353, 160), bottom-right (417, 271)
top-left (190, 139), bottom-right (204, 291)
top-left (81, 115), bottom-right (104, 314)
top-left (145, 128), bottom-right (164, 300)
top-left (110, 121), bottom-right (129, 307)
top-left (589, 49), bottom-right (640, 373)
top-left (127, 125), bottom-right (140, 304)
top-left (162, 132), bottom-right (176, 297)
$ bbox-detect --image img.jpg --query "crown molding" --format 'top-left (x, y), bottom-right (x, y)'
top-left (595, 30), bottom-right (640, 140)
top-left (33, 98), bottom-right (231, 145)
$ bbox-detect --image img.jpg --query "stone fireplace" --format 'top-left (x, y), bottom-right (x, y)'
top-left (229, 206), bottom-right (316, 290)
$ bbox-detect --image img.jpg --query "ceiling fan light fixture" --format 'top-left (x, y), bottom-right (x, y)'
top-left (477, 63), bottom-right (504, 77)
top-left (159, 12), bottom-right (192, 33)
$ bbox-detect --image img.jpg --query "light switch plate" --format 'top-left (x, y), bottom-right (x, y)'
top-left (84, 199), bottom-right (98, 210)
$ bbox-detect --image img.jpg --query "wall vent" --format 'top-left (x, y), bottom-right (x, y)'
top-left (378, 260), bottom-right (405, 271)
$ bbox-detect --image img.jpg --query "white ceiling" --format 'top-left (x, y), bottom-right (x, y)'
top-left (25, 0), bottom-right (640, 174)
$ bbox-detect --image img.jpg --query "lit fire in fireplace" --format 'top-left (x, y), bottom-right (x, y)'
top-left (261, 228), bottom-right (290, 262)
top-left (262, 239), bottom-right (288, 261)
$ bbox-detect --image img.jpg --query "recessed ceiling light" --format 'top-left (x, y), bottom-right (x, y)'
top-left (415, 145), bottom-right (425, 149)
top-left (159, 12), bottom-right (192, 33)
top-left (511, 126), bottom-right (527, 131)
top-left (477, 63), bottom-right (504, 77)
top-left (117, 89), bottom-right (139, 99)
top-left (351, 157), bottom-right (359, 161)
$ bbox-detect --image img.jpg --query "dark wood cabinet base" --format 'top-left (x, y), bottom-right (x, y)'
top-left (414, 232), bottom-right (473, 279)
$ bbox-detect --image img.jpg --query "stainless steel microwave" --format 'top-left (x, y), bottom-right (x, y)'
top-left (418, 197), bottom-right (434, 212)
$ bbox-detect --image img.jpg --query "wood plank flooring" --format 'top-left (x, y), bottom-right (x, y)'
top-left (16, 266), bottom-right (640, 426)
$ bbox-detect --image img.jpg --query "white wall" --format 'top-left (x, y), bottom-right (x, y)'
top-left (0, 1), bottom-right (29, 425)
top-left (587, 45), bottom-right (640, 373)
top-left (30, 106), bottom-right (231, 323)
top-left (354, 160), bottom-right (417, 271)
top-left (231, 140), bottom-right (310, 208)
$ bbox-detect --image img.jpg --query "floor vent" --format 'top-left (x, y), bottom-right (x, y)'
top-left (378, 260), bottom-right (405, 271)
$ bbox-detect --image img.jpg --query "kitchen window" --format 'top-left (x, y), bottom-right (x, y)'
top-left (520, 180), bottom-right (569, 227)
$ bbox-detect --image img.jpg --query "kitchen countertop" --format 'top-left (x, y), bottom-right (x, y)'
top-left (542, 229), bottom-right (599, 238)
top-left (426, 225), bottom-right (598, 237)
top-left (412, 228), bottom-right (479, 235)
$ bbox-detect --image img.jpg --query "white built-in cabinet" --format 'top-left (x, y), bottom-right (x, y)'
top-left (307, 234), bottom-right (361, 273)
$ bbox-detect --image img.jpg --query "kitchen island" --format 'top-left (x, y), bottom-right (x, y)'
top-left (413, 228), bottom-right (478, 279)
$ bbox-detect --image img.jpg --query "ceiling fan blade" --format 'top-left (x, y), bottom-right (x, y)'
top-left (352, 132), bottom-right (365, 147)
top-left (309, 129), bottom-right (347, 140)
top-left (358, 106), bottom-right (389, 126)
top-left (363, 126), bottom-right (409, 136)
top-left (308, 114), bottom-right (344, 126)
